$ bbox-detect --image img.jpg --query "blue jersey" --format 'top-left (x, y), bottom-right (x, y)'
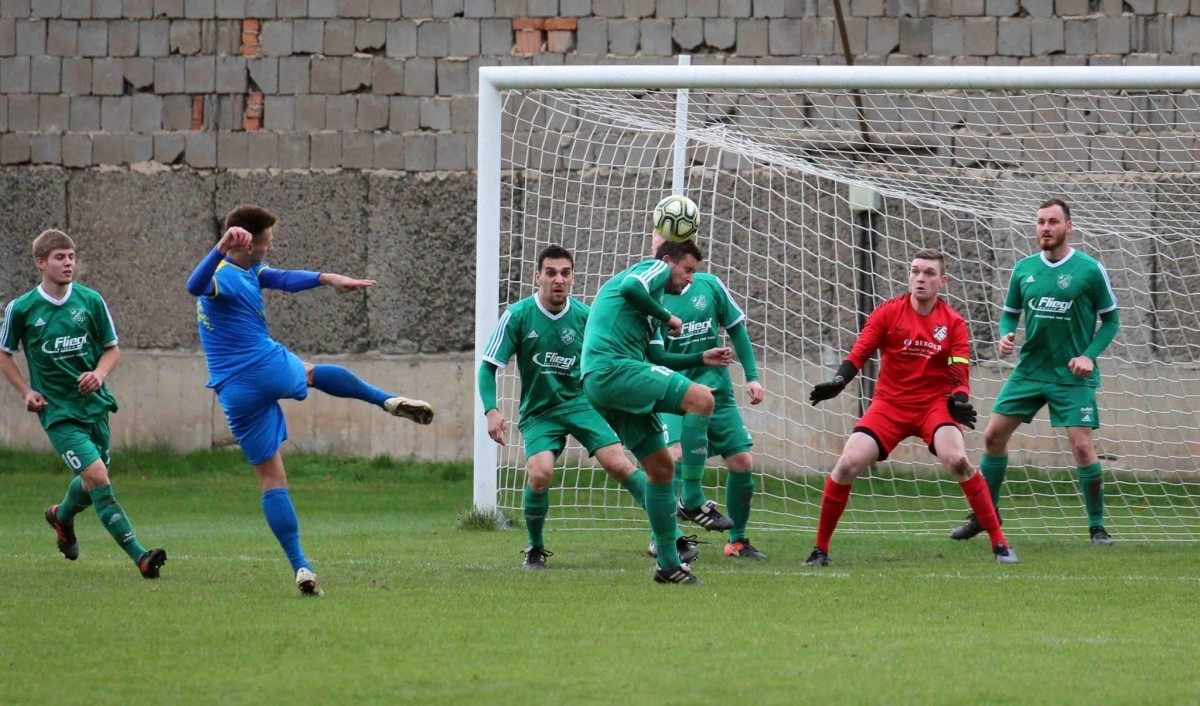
top-left (195, 260), bottom-right (287, 389)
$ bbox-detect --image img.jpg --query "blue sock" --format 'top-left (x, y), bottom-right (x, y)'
top-left (311, 364), bottom-right (390, 407)
top-left (262, 488), bottom-right (310, 572)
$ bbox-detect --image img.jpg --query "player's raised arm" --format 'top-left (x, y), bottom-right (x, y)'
top-left (617, 262), bottom-right (674, 324)
top-left (186, 226), bottom-right (253, 297)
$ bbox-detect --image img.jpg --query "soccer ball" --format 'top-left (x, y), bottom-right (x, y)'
top-left (653, 195), bottom-right (700, 242)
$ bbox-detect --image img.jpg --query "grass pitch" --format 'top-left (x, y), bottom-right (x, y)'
top-left (2, 448), bottom-right (1198, 705)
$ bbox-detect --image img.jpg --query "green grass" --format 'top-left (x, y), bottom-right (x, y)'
top-left (3, 449), bottom-right (1199, 705)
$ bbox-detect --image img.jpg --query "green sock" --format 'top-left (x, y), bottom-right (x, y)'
top-left (646, 481), bottom-right (681, 568)
top-left (523, 486), bottom-right (549, 548)
top-left (88, 484), bottom-right (147, 562)
top-left (726, 471), bottom-right (754, 542)
top-left (673, 467), bottom-right (682, 505)
top-left (980, 454), bottom-right (1008, 512)
top-left (679, 413), bottom-right (710, 508)
top-left (621, 469), bottom-right (648, 510)
top-left (57, 475), bottom-right (93, 524)
top-left (1077, 462), bottom-right (1105, 528)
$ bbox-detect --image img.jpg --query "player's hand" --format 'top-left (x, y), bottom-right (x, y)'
top-left (216, 226), bottom-right (253, 255)
top-left (77, 370), bottom-right (105, 395)
top-left (998, 332), bottom-right (1017, 356)
top-left (809, 376), bottom-right (847, 405)
top-left (320, 273), bottom-right (376, 292)
top-left (486, 409), bottom-right (506, 445)
top-left (702, 347), bottom-right (733, 367)
top-left (665, 315), bottom-right (683, 336)
top-left (23, 389), bottom-right (47, 413)
top-left (947, 394), bottom-right (977, 430)
top-left (1067, 355), bottom-right (1094, 379)
top-left (746, 381), bottom-right (765, 405)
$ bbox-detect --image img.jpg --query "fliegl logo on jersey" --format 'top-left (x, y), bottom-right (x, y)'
top-left (533, 351), bottom-right (576, 373)
top-left (42, 333), bottom-right (89, 355)
top-left (1029, 297), bottom-right (1073, 314)
top-left (671, 320), bottom-right (712, 340)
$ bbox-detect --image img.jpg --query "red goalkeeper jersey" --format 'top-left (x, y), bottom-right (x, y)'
top-left (846, 294), bottom-right (971, 410)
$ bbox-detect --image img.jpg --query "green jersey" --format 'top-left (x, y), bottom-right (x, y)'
top-left (582, 259), bottom-right (672, 375)
top-left (658, 273), bottom-right (746, 396)
top-left (0, 283), bottom-right (120, 429)
top-left (1004, 248), bottom-right (1118, 387)
top-left (481, 294), bottom-right (590, 422)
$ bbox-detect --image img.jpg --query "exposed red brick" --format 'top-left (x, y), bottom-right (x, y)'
top-left (515, 29), bottom-right (544, 54)
top-left (241, 18), bottom-right (261, 58)
top-left (244, 92), bottom-right (264, 131)
top-left (511, 18), bottom-right (545, 30)
top-left (544, 17), bottom-right (576, 31)
top-left (191, 95), bottom-right (205, 130)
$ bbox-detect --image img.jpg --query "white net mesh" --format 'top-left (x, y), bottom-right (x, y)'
top-left (488, 83), bottom-right (1200, 540)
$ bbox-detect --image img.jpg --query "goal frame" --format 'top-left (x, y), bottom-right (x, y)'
top-left (472, 64), bottom-right (1200, 513)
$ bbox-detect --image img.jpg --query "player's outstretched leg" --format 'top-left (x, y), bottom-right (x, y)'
top-left (261, 487), bottom-right (319, 594)
top-left (309, 363), bottom-right (434, 425)
top-left (46, 475), bottom-right (96, 560)
top-left (88, 483), bottom-right (164, 577)
top-left (45, 505), bottom-right (79, 561)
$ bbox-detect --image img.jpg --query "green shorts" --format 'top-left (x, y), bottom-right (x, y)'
top-left (46, 418), bottom-right (111, 474)
top-left (583, 362), bottom-right (693, 461)
top-left (992, 375), bottom-right (1099, 428)
top-left (519, 401), bottom-right (621, 458)
top-left (661, 395), bottom-right (753, 458)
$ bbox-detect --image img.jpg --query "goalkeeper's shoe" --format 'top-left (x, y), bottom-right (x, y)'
top-left (45, 505), bottom-right (79, 561)
top-left (949, 511), bottom-right (1002, 541)
top-left (653, 563), bottom-right (703, 585)
top-left (296, 567), bottom-right (324, 596)
top-left (1090, 526), bottom-right (1114, 546)
top-left (521, 545), bottom-right (552, 570)
top-left (993, 542), bottom-right (1019, 565)
top-left (137, 548), bottom-right (168, 579)
top-left (384, 396), bottom-right (434, 425)
top-left (646, 535), bottom-right (701, 564)
top-left (677, 498), bottom-right (734, 532)
top-left (802, 547), bottom-right (830, 567)
top-left (724, 539), bottom-right (767, 560)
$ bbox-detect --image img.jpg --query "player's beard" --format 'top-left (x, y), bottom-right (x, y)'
top-left (1039, 231), bottom-right (1066, 251)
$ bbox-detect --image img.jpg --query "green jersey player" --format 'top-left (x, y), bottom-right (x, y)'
top-left (0, 230), bottom-right (167, 578)
top-left (651, 232), bottom-right (767, 561)
top-left (478, 245), bottom-right (650, 569)
top-left (582, 238), bottom-right (734, 585)
top-left (951, 198), bottom-right (1121, 545)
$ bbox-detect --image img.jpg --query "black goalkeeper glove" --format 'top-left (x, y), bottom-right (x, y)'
top-left (809, 376), bottom-right (848, 405)
top-left (947, 393), bottom-right (977, 430)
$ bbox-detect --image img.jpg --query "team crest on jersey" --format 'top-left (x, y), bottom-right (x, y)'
top-left (932, 325), bottom-right (947, 342)
top-left (70, 308), bottom-right (88, 325)
top-left (691, 295), bottom-right (707, 311)
top-left (1057, 274), bottom-right (1072, 290)
top-left (560, 327), bottom-right (575, 345)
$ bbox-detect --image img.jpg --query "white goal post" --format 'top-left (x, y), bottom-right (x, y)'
top-left (475, 65), bottom-right (1200, 540)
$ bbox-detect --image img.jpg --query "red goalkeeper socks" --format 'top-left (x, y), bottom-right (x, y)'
top-left (961, 471), bottom-right (1007, 546)
top-left (815, 476), bottom-right (853, 553)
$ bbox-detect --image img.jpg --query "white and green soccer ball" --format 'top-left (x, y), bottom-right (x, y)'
top-left (652, 194), bottom-right (700, 243)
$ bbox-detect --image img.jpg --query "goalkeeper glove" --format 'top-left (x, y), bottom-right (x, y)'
top-left (947, 392), bottom-right (977, 430)
top-left (809, 376), bottom-right (847, 405)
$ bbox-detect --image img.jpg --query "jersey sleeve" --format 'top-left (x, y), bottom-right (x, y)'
top-left (946, 313), bottom-right (970, 397)
top-left (1002, 267), bottom-right (1023, 314)
top-left (712, 277), bottom-right (746, 330)
top-left (0, 300), bottom-right (24, 353)
top-left (1091, 260), bottom-right (1118, 314)
top-left (92, 293), bottom-right (119, 347)
top-left (846, 301), bottom-right (892, 370)
top-left (481, 307), bottom-right (520, 368)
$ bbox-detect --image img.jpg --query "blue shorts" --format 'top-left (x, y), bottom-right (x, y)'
top-left (216, 348), bottom-right (308, 465)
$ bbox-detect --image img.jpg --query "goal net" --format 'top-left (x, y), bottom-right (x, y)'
top-left (474, 66), bottom-right (1200, 541)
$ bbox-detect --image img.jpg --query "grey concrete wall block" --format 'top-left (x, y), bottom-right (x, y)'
top-left (309, 131), bottom-right (340, 168)
top-left (369, 0), bottom-right (399, 16)
top-left (217, 131), bottom-right (248, 168)
top-left (185, 132), bottom-right (216, 167)
top-left (109, 19), bottom-right (138, 55)
top-left (70, 94), bottom-right (100, 129)
top-left (342, 131), bottom-right (372, 168)
top-left (61, 0), bottom-right (88, 16)
top-left (996, 16), bottom-right (1030, 56)
top-left (654, 0), bottom-right (683, 14)
top-left (2, 0), bottom-right (29, 14)
top-left (494, 0), bottom-right (525, 14)
top-left (371, 56), bottom-right (403, 92)
top-left (1019, 0), bottom-right (1051, 16)
top-left (342, 55), bottom-right (370, 90)
top-left (278, 55), bottom-right (309, 93)
top-left (1054, 0), bottom-right (1086, 12)
top-left (246, 130), bottom-right (277, 167)
top-left (123, 57), bottom-right (154, 89)
top-left (293, 18), bottom-right (323, 54)
top-left (264, 94), bottom-right (294, 129)
top-left (357, 93), bottom-right (388, 129)
top-left (248, 57), bottom-right (277, 93)
top-left (169, 19), bottom-right (201, 54)
top-left (575, 17), bottom-right (605, 53)
top-left (339, 0), bottom-right (369, 15)
top-left (139, 20), bottom-right (169, 56)
top-left (721, 0), bottom-right (750, 15)
top-left (417, 19), bottom-right (448, 57)
top-left (280, 97), bottom-right (319, 134)
top-left (101, 95), bottom-right (131, 130)
top-left (247, 0), bottom-right (275, 15)
top-left (47, 20), bottom-right (75, 55)
top-left (0, 20), bottom-right (11, 57)
top-left (528, 0), bottom-right (555, 13)
top-left (435, 131), bottom-right (466, 170)
top-left (78, 20), bottom-right (107, 55)
top-left (261, 21), bottom-right (291, 56)
top-left (93, 0), bottom-right (122, 17)
top-left (373, 132), bottom-right (403, 169)
top-left (277, 0), bottom-right (304, 16)
top-left (91, 57), bottom-right (123, 94)
top-left (16, 20), bottom-right (47, 56)
top-left (31, 134), bottom-right (61, 164)
top-left (950, 0), bottom-right (982, 13)
top-left (705, 18), bottom-right (735, 50)
top-left (38, 94), bottom-right (68, 131)
top-left (961, 16), bottom-right (995, 55)
top-left (436, 56), bottom-right (468, 93)
top-left (418, 94), bottom-right (448, 128)
top-left (153, 0), bottom-right (184, 16)
top-left (404, 132), bottom-right (434, 170)
top-left (32, 0), bottom-right (61, 18)
top-left (622, 0), bottom-right (651, 16)
top-left (754, 0), bottom-right (785, 15)
top-left (216, 56), bottom-right (246, 92)
top-left (560, 0), bottom-right (588, 14)
top-left (463, 0), bottom-right (491, 16)
top-left (62, 133), bottom-right (92, 166)
top-left (401, 0), bottom-right (429, 13)
top-left (308, 0), bottom-right (337, 16)
top-left (1175, 17), bottom-right (1200, 54)
top-left (1, 133), bottom-right (32, 165)
top-left (767, 17), bottom-right (799, 54)
top-left (930, 17), bottom-right (962, 55)
top-left (404, 55), bottom-right (434, 95)
top-left (215, 0), bottom-right (245, 15)
top-left (123, 134), bottom-right (152, 163)
top-left (448, 18), bottom-right (479, 56)
top-left (184, 0), bottom-right (215, 17)
top-left (385, 19), bottom-right (416, 57)
top-left (153, 132), bottom-right (185, 163)
top-left (8, 93), bottom-right (36, 130)
top-left (184, 55), bottom-right (214, 92)
top-left (324, 18), bottom-right (354, 54)
top-left (431, 0), bottom-right (462, 15)
top-left (153, 56), bottom-right (183, 92)
top-left (216, 94), bottom-right (243, 130)
top-left (898, 17), bottom-right (931, 55)
top-left (309, 56), bottom-right (340, 93)
top-left (608, 17), bottom-right (637, 55)
top-left (800, 18), bottom-right (834, 53)
top-left (1031, 17), bottom-right (1062, 55)
top-left (1097, 16), bottom-right (1130, 55)
top-left (1063, 18), bottom-right (1094, 55)
top-left (388, 94), bottom-right (417, 129)
top-left (449, 93), bottom-right (474, 131)
top-left (30, 55), bottom-right (59, 92)
top-left (640, 18), bottom-right (670, 55)
top-left (687, 0), bottom-right (716, 14)
top-left (92, 133), bottom-right (124, 165)
top-left (355, 18), bottom-right (384, 50)
top-left (984, 0), bottom-right (1016, 15)
top-left (276, 132), bottom-right (308, 168)
top-left (1, 96), bottom-right (11, 131)
top-left (866, 16), bottom-right (897, 54)
top-left (131, 93), bottom-right (161, 132)
top-left (673, 17), bottom-right (702, 49)
top-left (325, 94), bottom-right (355, 128)
top-left (160, 93), bottom-right (189, 128)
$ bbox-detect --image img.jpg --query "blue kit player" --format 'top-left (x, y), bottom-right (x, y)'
top-left (186, 205), bottom-right (434, 597)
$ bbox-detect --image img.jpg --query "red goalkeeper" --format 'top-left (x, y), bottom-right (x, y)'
top-left (804, 249), bottom-right (1018, 566)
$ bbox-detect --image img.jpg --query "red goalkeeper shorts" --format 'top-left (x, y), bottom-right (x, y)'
top-left (854, 399), bottom-right (959, 460)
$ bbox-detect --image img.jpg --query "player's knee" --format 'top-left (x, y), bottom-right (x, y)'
top-left (684, 385), bottom-right (714, 416)
top-left (526, 463), bottom-right (553, 491)
top-left (725, 452), bottom-right (753, 472)
top-left (831, 460), bottom-right (863, 484)
top-left (79, 461), bottom-right (110, 491)
top-left (945, 455), bottom-right (972, 480)
top-left (983, 426), bottom-right (1010, 453)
